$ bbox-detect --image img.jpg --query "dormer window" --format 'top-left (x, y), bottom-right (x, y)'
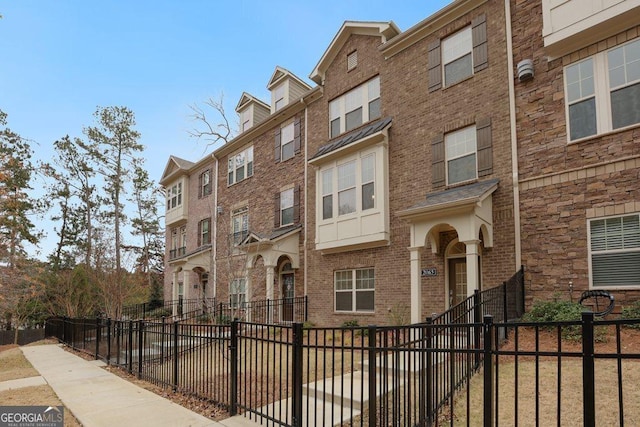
top-left (240, 109), bottom-right (251, 132)
top-left (274, 84), bottom-right (286, 111)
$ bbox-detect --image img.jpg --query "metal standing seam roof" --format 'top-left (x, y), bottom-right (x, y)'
top-left (407, 178), bottom-right (500, 211)
top-left (310, 117), bottom-right (392, 160)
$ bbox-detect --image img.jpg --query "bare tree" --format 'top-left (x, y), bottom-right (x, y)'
top-left (188, 92), bottom-right (236, 149)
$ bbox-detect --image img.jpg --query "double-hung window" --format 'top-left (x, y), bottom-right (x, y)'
top-left (442, 27), bottom-right (473, 86)
top-left (230, 278), bottom-right (247, 308)
top-left (334, 268), bottom-right (375, 312)
top-left (199, 169), bottom-right (211, 197)
top-left (166, 182), bottom-right (182, 210)
top-left (565, 37), bottom-right (640, 141)
top-left (323, 154), bottom-right (376, 218)
top-left (321, 169), bottom-right (333, 220)
top-left (337, 161), bottom-right (356, 215)
top-left (228, 146), bottom-right (253, 185)
top-left (280, 188), bottom-right (294, 226)
top-left (446, 126), bottom-right (477, 185)
top-left (329, 77), bottom-right (381, 138)
top-left (589, 214), bottom-right (640, 288)
top-left (198, 218), bottom-right (211, 246)
top-left (281, 123), bottom-right (294, 161)
top-left (232, 207), bottom-right (249, 245)
top-left (179, 226), bottom-right (186, 256)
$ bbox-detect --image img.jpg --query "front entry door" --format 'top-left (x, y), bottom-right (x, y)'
top-left (448, 258), bottom-right (467, 308)
top-left (282, 273), bottom-right (295, 322)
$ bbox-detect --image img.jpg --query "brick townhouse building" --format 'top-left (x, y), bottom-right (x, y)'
top-left (161, 0), bottom-right (640, 326)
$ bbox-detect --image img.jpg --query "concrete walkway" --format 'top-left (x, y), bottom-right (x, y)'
top-left (19, 344), bottom-right (257, 427)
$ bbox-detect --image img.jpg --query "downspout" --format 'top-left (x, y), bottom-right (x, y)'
top-left (505, 0), bottom-right (522, 269)
top-left (302, 99), bottom-right (309, 298)
top-left (212, 153), bottom-right (219, 298)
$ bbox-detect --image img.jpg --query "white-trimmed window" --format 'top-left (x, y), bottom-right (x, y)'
top-left (166, 182), bottom-right (182, 210)
top-left (446, 126), bottom-right (477, 185)
top-left (565, 37), bottom-right (640, 141)
top-left (335, 268), bottom-right (375, 312)
top-left (321, 169), bottom-right (333, 220)
top-left (230, 278), bottom-right (247, 308)
top-left (228, 146), bottom-right (253, 185)
top-left (443, 26), bottom-right (472, 86)
top-left (232, 207), bottom-right (249, 245)
top-left (274, 84), bottom-right (286, 111)
top-left (199, 169), bottom-right (211, 197)
top-left (280, 188), bottom-right (294, 226)
top-left (589, 214), bottom-right (640, 288)
top-left (281, 123), bottom-right (294, 161)
top-left (337, 161), bottom-right (356, 215)
top-left (329, 76), bottom-right (381, 138)
top-left (240, 109), bottom-right (251, 132)
top-left (198, 218), bottom-right (211, 246)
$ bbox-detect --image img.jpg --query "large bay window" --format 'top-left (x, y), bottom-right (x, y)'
top-left (335, 268), bottom-right (375, 312)
top-left (589, 214), bottom-right (640, 288)
top-left (166, 182), bottom-right (182, 210)
top-left (565, 37), bottom-right (640, 141)
top-left (228, 146), bottom-right (253, 185)
top-left (329, 77), bottom-right (381, 138)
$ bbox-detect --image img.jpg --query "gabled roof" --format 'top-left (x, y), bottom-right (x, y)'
top-left (267, 66), bottom-right (313, 91)
top-left (235, 92), bottom-right (269, 112)
top-left (159, 155), bottom-right (195, 186)
top-left (310, 21), bottom-right (401, 85)
top-left (239, 225), bottom-right (302, 247)
top-left (310, 117), bottom-right (392, 161)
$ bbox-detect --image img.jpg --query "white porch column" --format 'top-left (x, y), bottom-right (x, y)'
top-left (183, 271), bottom-right (190, 300)
top-left (409, 246), bottom-right (423, 324)
top-left (265, 265), bottom-right (276, 323)
top-left (463, 239), bottom-right (481, 297)
top-left (172, 270), bottom-right (179, 317)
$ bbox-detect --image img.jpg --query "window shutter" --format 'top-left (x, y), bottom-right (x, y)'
top-left (476, 117), bottom-right (493, 177)
top-left (274, 191), bottom-right (281, 228)
top-left (198, 174), bottom-right (203, 198)
top-left (293, 185), bottom-right (300, 224)
top-left (274, 128), bottom-right (282, 163)
top-left (428, 39), bottom-right (442, 93)
top-left (432, 133), bottom-right (445, 188)
top-left (293, 118), bottom-right (301, 155)
top-left (197, 220), bottom-right (202, 246)
top-left (472, 14), bottom-right (488, 73)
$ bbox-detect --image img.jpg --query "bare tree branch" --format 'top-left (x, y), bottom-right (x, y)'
top-left (188, 92), bottom-right (236, 150)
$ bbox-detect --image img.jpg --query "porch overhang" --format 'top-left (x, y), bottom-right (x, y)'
top-left (397, 178), bottom-right (499, 253)
top-left (239, 225), bottom-right (301, 269)
top-left (168, 245), bottom-right (211, 272)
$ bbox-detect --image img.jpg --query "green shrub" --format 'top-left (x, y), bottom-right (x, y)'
top-left (621, 300), bottom-right (640, 329)
top-left (523, 299), bottom-right (606, 342)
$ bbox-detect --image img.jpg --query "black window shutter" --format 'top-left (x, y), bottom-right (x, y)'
top-left (476, 117), bottom-right (493, 177)
top-left (432, 133), bottom-right (445, 188)
top-left (198, 173), bottom-right (203, 198)
top-left (293, 118), bottom-right (301, 155)
top-left (274, 191), bottom-right (281, 228)
top-left (472, 14), bottom-right (488, 73)
top-left (293, 185), bottom-right (300, 224)
top-left (428, 39), bottom-right (442, 93)
top-left (274, 128), bottom-right (282, 162)
top-left (197, 220), bottom-right (202, 246)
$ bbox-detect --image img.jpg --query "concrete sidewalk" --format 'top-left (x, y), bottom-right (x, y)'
top-left (20, 344), bottom-right (256, 427)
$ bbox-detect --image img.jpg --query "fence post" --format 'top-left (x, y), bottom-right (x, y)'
top-left (106, 318), bottom-right (111, 365)
top-left (474, 290), bottom-right (482, 368)
top-left (502, 282), bottom-right (509, 340)
top-left (128, 320), bottom-right (133, 374)
top-left (137, 320), bottom-right (144, 379)
top-left (95, 317), bottom-right (100, 360)
top-left (424, 318), bottom-right (433, 426)
top-left (62, 317), bottom-right (67, 345)
top-left (582, 311), bottom-right (596, 427)
top-left (291, 322), bottom-right (304, 427)
top-left (368, 325), bottom-right (377, 427)
top-left (483, 315), bottom-right (494, 427)
top-left (229, 319), bottom-right (238, 416)
top-left (304, 296), bottom-right (308, 322)
top-left (173, 320), bottom-right (179, 392)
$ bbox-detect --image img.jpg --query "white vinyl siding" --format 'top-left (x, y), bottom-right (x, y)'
top-left (589, 214), bottom-right (640, 288)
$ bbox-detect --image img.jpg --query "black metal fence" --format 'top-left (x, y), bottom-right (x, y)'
top-left (119, 296), bottom-right (307, 324)
top-left (0, 328), bottom-right (46, 345)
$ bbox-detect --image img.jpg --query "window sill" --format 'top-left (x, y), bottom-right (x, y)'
top-left (227, 175), bottom-right (253, 188)
top-left (568, 122), bottom-right (640, 145)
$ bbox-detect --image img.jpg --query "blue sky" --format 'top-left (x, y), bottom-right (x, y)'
top-left (0, 1), bottom-right (450, 259)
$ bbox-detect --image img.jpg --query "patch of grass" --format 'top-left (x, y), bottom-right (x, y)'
top-left (621, 300), bottom-right (640, 329)
top-left (0, 346), bottom-right (39, 382)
